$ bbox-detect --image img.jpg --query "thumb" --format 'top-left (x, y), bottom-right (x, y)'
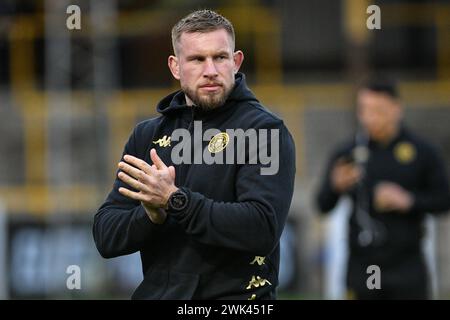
top-left (150, 148), bottom-right (167, 170)
top-left (168, 166), bottom-right (176, 180)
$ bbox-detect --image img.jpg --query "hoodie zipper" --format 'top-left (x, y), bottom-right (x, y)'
top-left (175, 107), bottom-right (195, 188)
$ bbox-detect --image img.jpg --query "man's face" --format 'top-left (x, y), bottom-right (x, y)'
top-left (168, 29), bottom-right (244, 110)
top-left (357, 89), bottom-right (402, 143)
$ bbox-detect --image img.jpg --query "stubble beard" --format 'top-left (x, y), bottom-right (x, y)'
top-left (183, 84), bottom-right (233, 111)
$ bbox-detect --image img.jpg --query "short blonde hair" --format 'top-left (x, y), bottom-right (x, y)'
top-left (171, 9), bottom-right (235, 55)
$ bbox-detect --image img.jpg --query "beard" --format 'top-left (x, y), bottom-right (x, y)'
top-left (182, 83), bottom-right (233, 111)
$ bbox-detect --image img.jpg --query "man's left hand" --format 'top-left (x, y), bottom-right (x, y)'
top-left (374, 181), bottom-right (414, 213)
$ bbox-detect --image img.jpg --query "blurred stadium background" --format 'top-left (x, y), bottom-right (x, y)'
top-left (0, 0), bottom-right (449, 299)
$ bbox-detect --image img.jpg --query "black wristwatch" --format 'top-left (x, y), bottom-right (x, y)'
top-left (167, 189), bottom-right (189, 212)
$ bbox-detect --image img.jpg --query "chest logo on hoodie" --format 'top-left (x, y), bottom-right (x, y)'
top-left (208, 132), bottom-right (229, 153)
top-left (153, 135), bottom-right (171, 148)
top-left (394, 142), bottom-right (416, 164)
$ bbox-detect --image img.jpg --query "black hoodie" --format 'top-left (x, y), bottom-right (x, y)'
top-left (316, 127), bottom-right (450, 294)
top-left (93, 73), bottom-right (296, 299)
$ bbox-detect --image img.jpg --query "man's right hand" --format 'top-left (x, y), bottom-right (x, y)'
top-left (331, 158), bottom-right (362, 194)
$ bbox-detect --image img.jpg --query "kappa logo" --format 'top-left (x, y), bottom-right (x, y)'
top-left (250, 256), bottom-right (266, 266)
top-left (153, 135), bottom-right (171, 147)
top-left (246, 275), bottom-right (272, 290)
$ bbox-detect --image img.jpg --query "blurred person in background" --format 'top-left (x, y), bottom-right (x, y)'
top-left (93, 9), bottom-right (296, 300)
top-left (316, 78), bottom-right (450, 299)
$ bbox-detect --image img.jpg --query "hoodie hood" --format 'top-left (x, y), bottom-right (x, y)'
top-left (156, 72), bottom-right (259, 116)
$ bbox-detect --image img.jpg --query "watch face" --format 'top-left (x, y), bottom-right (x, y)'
top-left (173, 194), bottom-right (185, 207)
top-left (170, 191), bottom-right (187, 210)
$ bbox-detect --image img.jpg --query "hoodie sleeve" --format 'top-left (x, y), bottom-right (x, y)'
top-left (93, 123), bottom-right (165, 258)
top-left (410, 143), bottom-right (450, 214)
top-left (168, 123), bottom-right (296, 256)
top-left (315, 147), bottom-right (348, 214)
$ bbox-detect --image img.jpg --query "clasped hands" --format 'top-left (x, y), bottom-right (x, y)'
top-left (117, 148), bottom-right (178, 224)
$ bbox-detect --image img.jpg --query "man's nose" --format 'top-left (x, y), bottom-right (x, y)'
top-left (203, 58), bottom-right (218, 78)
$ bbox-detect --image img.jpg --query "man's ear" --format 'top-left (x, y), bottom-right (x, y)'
top-left (394, 101), bottom-right (404, 120)
top-left (168, 55), bottom-right (180, 80)
top-left (233, 50), bottom-right (244, 74)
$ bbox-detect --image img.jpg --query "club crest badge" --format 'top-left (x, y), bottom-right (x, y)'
top-left (394, 142), bottom-right (416, 164)
top-left (208, 132), bottom-right (229, 153)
